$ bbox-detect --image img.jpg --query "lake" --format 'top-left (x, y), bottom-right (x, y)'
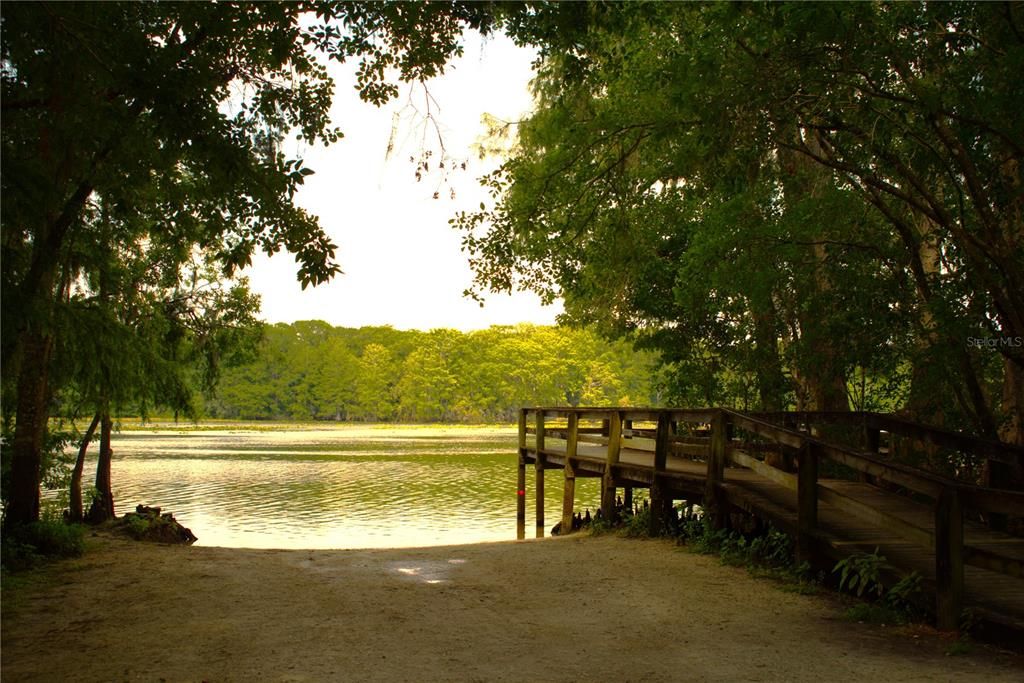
top-left (98, 424), bottom-right (601, 548)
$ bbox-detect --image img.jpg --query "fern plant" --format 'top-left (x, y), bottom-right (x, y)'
top-left (833, 548), bottom-right (886, 598)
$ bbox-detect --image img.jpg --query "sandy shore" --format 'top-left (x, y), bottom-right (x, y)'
top-left (2, 533), bottom-right (1021, 682)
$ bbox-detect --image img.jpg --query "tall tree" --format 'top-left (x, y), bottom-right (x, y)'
top-left (1, 1), bottom-right (498, 524)
top-left (355, 343), bottom-right (399, 421)
top-left (456, 1), bottom-right (1023, 451)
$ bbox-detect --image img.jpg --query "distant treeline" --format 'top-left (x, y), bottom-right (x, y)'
top-left (205, 322), bottom-right (662, 422)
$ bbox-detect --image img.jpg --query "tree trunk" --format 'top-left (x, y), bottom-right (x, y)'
top-left (780, 131), bottom-right (850, 415)
top-left (1001, 357), bottom-right (1024, 447)
top-left (6, 332), bottom-right (54, 526)
top-left (752, 302), bottom-right (788, 412)
top-left (68, 412), bottom-right (101, 522)
top-left (87, 412), bottom-right (115, 523)
top-left (903, 210), bottom-right (999, 438)
top-left (983, 357), bottom-right (1024, 492)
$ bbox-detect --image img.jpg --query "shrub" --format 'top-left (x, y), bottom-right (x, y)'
top-left (833, 548), bottom-right (886, 598)
top-left (622, 506), bottom-right (652, 538)
top-left (2, 520), bottom-right (85, 571)
top-left (844, 602), bottom-right (908, 625)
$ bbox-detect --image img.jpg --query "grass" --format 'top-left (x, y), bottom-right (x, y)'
top-left (749, 565), bottom-right (821, 595)
top-left (844, 602), bottom-right (911, 626)
top-left (107, 419), bottom-right (519, 433)
top-left (1, 518), bottom-right (86, 572)
top-left (946, 638), bottom-right (974, 656)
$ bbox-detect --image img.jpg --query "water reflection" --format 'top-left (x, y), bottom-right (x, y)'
top-left (98, 426), bottom-right (599, 549)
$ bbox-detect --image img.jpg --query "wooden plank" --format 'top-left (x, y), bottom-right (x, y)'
top-left (668, 408), bottom-right (718, 423)
top-left (821, 446), bottom-right (1024, 517)
top-left (672, 443), bottom-right (710, 459)
top-left (729, 449), bottom-right (797, 490)
top-left (958, 488), bottom-right (1024, 517)
top-left (963, 546), bottom-right (1023, 578)
top-left (815, 442), bottom-right (945, 499)
top-left (752, 410), bottom-right (1024, 465)
top-left (727, 412), bottom-right (806, 449)
top-left (622, 409), bottom-right (663, 422)
top-left (624, 436), bottom-right (656, 452)
top-left (870, 413), bottom-right (1024, 465)
top-left (817, 484), bottom-right (934, 549)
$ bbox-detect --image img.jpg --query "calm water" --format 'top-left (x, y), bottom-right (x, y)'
top-left (96, 425), bottom-right (599, 548)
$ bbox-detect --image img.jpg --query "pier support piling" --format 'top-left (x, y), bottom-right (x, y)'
top-left (704, 410), bottom-right (729, 530)
top-left (649, 413), bottom-right (672, 535)
top-left (535, 458), bottom-right (546, 538)
top-left (517, 410), bottom-right (527, 539)
top-left (796, 441), bottom-right (819, 563)
top-left (601, 411), bottom-right (622, 521)
top-left (561, 413), bottom-right (579, 534)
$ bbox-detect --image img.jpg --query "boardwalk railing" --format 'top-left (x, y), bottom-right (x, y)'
top-left (517, 407), bottom-right (1024, 631)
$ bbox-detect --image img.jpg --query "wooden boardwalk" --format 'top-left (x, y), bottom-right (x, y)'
top-left (516, 407), bottom-right (1024, 633)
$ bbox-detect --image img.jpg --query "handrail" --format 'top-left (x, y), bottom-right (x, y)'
top-left (724, 409), bottom-right (1024, 515)
top-left (531, 407), bottom-right (1024, 463)
top-left (751, 410), bottom-right (1024, 466)
top-left (518, 405), bottom-right (1024, 630)
top-left (522, 406), bottom-right (1024, 514)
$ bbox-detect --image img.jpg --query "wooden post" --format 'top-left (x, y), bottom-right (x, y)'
top-left (935, 487), bottom-right (964, 631)
top-left (649, 412), bottom-right (671, 536)
top-left (863, 427), bottom-right (881, 454)
top-left (517, 454), bottom-right (526, 541)
top-left (534, 410), bottom-right (548, 536)
top-left (983, 461), bottom-right (1010, 532)
top-left (561, 412), bottom-right (579, 534)
top-left (704, 410), bottom-right (728, 529)
top-left (859, 426), bottom-right (880, 484)
top-left (517, 410), bottom-right (527, 540)
top-left (624, 486), bottom-right (633, 512)
top-left (601, 410), bottom-right (622, 521)
top-left (535, 456), bottom-right (546, 538)
top-left (535, 410), bottom-right (546, 453)
top-left (797, 441), bottom-right (819, 563)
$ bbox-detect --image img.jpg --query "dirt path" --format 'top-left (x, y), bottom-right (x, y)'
top-left (2, 534), bottom-right (1021, 682)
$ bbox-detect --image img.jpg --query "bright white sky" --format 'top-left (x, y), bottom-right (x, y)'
top-left (243, 33), bottom-right (563, 331)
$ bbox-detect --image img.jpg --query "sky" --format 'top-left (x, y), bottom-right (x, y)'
top-left (243, 32), bottom-right (563, 331)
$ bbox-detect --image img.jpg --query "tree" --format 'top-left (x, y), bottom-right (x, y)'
top-left (309, 336), bottom-right (359, 420)
top-left (204, 321), bottom-right (659, 423)
top-left (355, 343), bottom-right (399, 421)
top-left (456, 2), bottom-right (1023, 453)
top-left (1, 1), bottom-right (500, 524)
top-left (397, 329), bottom-right (464, 421)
